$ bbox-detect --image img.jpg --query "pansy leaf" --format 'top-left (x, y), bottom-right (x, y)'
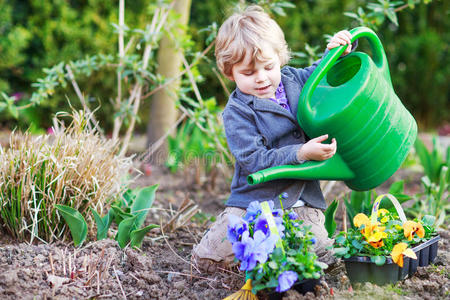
top-left (351, 239), bottom-right (364, 250)
top-left (268, 261), bottom-right (278, 270)
top-left (335, 234), bottom-right (346, 244)
top-left (314, 261), bottom-right (328, 270)
top-left (421, 215), bottom-right (436, 227)
top-left (371, 255), bottom-right (386, 266)
top-left (334, 247), bottom-right (349, 256)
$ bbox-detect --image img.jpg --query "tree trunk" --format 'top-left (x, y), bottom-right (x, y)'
top-left (146, 0), bottom-right (192, 165)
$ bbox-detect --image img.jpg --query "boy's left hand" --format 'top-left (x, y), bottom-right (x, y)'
top-left (327, 30), bottom-right (352, 55)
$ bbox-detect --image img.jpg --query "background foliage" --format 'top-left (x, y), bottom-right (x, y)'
top-left (0, 0), bottom-right (148, 130)
top-left (0, 0), bottom-right (448, 130)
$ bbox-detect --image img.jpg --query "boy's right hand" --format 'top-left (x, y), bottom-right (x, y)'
top-left (297, 134), bottom-right (337, 161)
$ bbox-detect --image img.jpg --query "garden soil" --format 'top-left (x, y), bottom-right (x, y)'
top-left (0, 164), bottom-right (448, 300)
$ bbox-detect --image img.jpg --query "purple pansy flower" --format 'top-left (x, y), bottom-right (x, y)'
top-left (281, 192), bottom-right (289, 199)
top-left (232, 230), bottom-right (278, 271)
top-left (227, 215), bottom-right (249, 244)
top-left (272, 208), bottom-right (284, 218)
top-left (254, 214), bottom-right (270, 235)
top-left (288, 211), bottom-right (298, 220)
top-left (244, 201), bottom-right (262, 222)
top-left (252, 207), bottom-right (285, 238)
top-left (276, 271), bottom-right (298, 292)
top-left (310, 237), bottom-right (317, 245)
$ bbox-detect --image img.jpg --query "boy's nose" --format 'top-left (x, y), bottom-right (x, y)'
top-left (255, 71), bottom-right (267, 82)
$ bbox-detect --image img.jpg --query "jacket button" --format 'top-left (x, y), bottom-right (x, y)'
top-left (293, 130), bottom-right (302, 139)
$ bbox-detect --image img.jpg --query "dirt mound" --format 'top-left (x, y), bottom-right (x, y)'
top-left (0, 165), bottom-right (448, 299)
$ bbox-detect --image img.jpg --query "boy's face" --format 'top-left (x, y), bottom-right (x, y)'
top-left (227, 47), bottom-right (281, 99)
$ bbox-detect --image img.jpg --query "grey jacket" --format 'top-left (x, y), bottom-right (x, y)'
top-left (222, 62), bottom-right (326, 210)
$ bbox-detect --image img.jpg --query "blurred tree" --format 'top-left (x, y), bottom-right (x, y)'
top-left (147, 0), bottom-right (192, 163)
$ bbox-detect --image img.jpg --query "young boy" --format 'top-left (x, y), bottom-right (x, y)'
top-left (192, 5), bottom-right (354, 273)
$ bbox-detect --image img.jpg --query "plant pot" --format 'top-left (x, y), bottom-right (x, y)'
top-left (344, 256), bottom-right (410, 285)
top-left (265, 278), bottom-right (321, 300)
top-left (408, 235), bottom-right (440, 276)
top-left (344, 235), bottom-right (440, 285)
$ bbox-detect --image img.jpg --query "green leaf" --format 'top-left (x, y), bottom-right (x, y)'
top-left (333, 247), bottom-right (349, 256)
top-left (8, 105), bottom-right (19, 119)
top-left (131, 184), bottom-right (158, 228)
top-left (111, 205), bottom-right (133, 224)
top-left (130, 224), bottom-right (159, 248)
top-left (55, 205), bottom-right (87, 247)
top-left (90, 207), bottom-right (114, 240)
top-left (122, 189), bottom-right (137, 207)
top-left (421, 215), bottom-right (436, 226)
top-left (415, 138), bottom-right (433, 180)
top-left (0, 101), bottom-right (7, 113)
top-left (389, 180), bottom-right (404, 195)
top-left (115, 216), bottom-right (138, 249)
top-left (314, 260), bottom-right (329, 270)
top-left (324, 199), bottom-right (338, 238)
top-left (351, 239), bottom-right (364, 250)
top-left (335, 234), bottom-right (346, 244)
top-left (268, 261), bottom-right (278, 270)
top-left (371, 255), bottom-right (386, 266)
top-left (251, 284), bottom-right (267, 294)
top-left (385, 9), bottom-right (398, 26)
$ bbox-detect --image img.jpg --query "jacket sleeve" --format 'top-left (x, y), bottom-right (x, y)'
top-left (222, 105), bottom-right (303, 174)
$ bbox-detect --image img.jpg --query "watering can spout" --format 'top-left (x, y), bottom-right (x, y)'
top-left (247, 154), bottom-right (355, 185)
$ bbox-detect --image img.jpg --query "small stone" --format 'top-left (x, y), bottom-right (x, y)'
top-left (173, 280), bottom-right (186, 290)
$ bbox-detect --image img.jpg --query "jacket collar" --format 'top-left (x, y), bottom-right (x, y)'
top-left (233, 74), bottom-right (298, 123)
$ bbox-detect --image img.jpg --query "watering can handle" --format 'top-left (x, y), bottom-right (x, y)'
top-left (299, 27), bottom-right (390, 122)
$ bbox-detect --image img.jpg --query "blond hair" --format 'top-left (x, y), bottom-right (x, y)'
top-left (215, 5), bottom-right (290, 77)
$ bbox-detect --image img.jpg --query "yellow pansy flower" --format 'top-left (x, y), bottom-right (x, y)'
top-left (365, 230), bottom-right (387, 248)
top-left (353, 213), bottom-right (370, 228)
top-left (377, 208), bottom-right (389, 217)
top-left (377, 209), bottom-right (390, 223)
top-left (367, 231), bottom-right (388, 243)
top-left (369, 240), bottom-right (384, 248)
top-left (403, 221), bottom-right (425, 241)
top-left (391, 243), bottom-right (417, 268)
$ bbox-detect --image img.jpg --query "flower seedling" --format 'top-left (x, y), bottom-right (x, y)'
top-left (333, 194), bottom-right (437, 268)
top-left (227, 199), bottom-right (327, 295)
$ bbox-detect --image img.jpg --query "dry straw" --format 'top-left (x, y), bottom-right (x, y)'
top-left (0, 111), bottom-right (133, 243)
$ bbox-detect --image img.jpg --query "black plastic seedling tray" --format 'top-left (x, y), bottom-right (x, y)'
top-left (408, 235), bottom-right (440, 276)
top-left (266, 278), bottom-right (321, 300)
top-left (344, 235), bottom-right (440, 285)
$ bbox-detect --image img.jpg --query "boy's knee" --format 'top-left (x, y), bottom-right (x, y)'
top-left (292, 206), bottom-right (333, 251)
top-left (192, 207), bottom-right (246, 262)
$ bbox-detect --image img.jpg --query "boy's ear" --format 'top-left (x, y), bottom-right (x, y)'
top-left (225, 73), bottom-right (235, 82)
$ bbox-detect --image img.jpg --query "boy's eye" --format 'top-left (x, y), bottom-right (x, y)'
top-left (241, 71), bottom-right (254, 76)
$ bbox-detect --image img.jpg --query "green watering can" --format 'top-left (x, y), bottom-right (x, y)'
top-left (248, 27), bottom-right (417, 191)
